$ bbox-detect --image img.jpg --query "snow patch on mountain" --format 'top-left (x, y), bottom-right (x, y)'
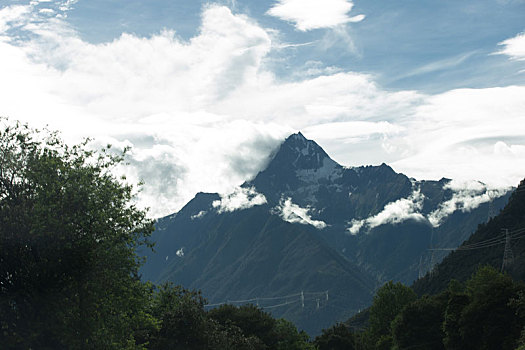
top-left (427, 180), bottom-right (509, 227)
top-left (274, 197), bottom-right (327, 229)
top-left (296, 157), bottom-right (341, 183)
top-left (212, 186), bottom-right (267, 213)
top-left (348, 189), bottom-right (426, 234)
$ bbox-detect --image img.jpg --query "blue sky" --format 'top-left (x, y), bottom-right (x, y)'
top-left (0, 0), bottom-right (524, 216)
top-left (62, 0), bottom-right (525, 92)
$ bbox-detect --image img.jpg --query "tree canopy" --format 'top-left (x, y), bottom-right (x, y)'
top-left (0, 119), bottom-right (155, 348)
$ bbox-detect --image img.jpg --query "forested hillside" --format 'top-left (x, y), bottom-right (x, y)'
top-left (414, 180), bottom-right (525, 295)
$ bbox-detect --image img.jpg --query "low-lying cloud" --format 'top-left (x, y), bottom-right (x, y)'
top-left (347, 189), bottom-right (425, 234)
top-left (212, 187), bottom-right (267, 213)
top-left (274, 197), bottom-right (327, 229)
top-left (427, 180), bottom-right (510, 227)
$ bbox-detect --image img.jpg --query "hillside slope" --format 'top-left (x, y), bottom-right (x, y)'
top-left (414, 180), bottom-right (525, 295)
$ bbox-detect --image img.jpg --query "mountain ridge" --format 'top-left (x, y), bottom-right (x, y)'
top-left (141, 132), bottom-right (512, 334)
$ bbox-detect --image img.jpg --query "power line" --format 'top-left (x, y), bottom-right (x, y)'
top-left (262, 299), bottom-right (301, 310)
top-left (428, 226), bottom-right (525, 252)
top-left (422, 226), bottom-right (525, 278)
top-left (204, 290), bottom-right (330, 310)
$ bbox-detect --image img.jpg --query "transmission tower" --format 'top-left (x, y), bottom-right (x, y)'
top-left (501, 228), bottom-right (514, 272)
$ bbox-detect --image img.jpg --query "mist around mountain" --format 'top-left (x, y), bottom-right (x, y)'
top-left (141, 132), bottom-right (512, 335)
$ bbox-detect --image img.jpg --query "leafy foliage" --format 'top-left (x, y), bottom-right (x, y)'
top-left (208, 304), bottom-right (314, 350)
top-left (0, 119), bottom-right (155, 349)
top-left (391, 295), bottom-right (445, 350)
top-left (368, 281), bottom-right (417, 345)
top-left (348, 266), bottom-right (525, 350)
top-left (314, 323), bottom-right (358, 350)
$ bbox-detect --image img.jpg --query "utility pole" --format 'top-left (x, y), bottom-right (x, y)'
top-left (501, 228), bottom-right (514, 272)
top-left (301, 291), bottom-right (304, 308)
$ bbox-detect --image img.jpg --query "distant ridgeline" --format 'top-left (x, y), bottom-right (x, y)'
top-left (141, 132), bottom-right (512, 335)
top-left (414, 177), bottom-right (525, 295)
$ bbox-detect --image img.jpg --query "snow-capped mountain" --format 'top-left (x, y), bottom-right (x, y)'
top-left (140, 132), bottom-right (512, 335)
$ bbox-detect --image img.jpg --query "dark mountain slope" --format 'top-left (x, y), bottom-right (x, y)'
top-left (144, 200), bottom-right (376, 335)
top-left (413, 180), bottom-right (525, 295)
top-left (141, 132), bottom-right (512, 334)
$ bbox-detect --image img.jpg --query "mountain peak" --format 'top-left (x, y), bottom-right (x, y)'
top-left (274, 132), bottom-right (336, 170)
top-left (287, 131), bottom-right (306, 141)
top-left (248, 132), bottom-right (342, 198)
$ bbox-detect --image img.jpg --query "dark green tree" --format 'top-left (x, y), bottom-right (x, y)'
top-left (149, 283), bottom-right (209, 349)
top-left (0, 119), bottom-right (155, 349)
top-left (442, 280), bottom-right (469, 350)
top-left (273, 319), bottom-right (314, 350)
top-left (391, 295), bottom-right (445, 350)
top-left (314, 323), bottom-right (357, 350)
top-left (458, 266), bottom-right (522, 350)
top-left (509, 291), bottom-right (525, 350)
top-left (149, 283), bottom-right (267, 350)
top-left (367, 281), bottom-right (417, 348)
top-left (208, 304), bottom-right (277, 348)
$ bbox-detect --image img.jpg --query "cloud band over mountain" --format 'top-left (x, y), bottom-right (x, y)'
top-left (0, 1), bottom-right (523, 217)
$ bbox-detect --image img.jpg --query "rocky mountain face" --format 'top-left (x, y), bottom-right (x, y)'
top-left (140, 132), bottom-right (512, 335)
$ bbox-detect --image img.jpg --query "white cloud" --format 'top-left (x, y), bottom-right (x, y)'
top-left (494, 141), bottom-right (525, 157)
top-left (389, 86), bottom-right (525, 189)
top-left (267, 0), bottom-right (364, 31)
top-left (212, 186), bottom-right (267, 213)
top-left (427, 180), bottom-right (510, 227)
top-left (496, 32), bottom-right (525, 60)
top-left (349, 180), bottom-right (512, 231)
top-left (303, 121), bottom-right (403, 144)
top-left (347, 189), bottom-right (426, 234)
top-left (347, 219), bottom-right (364, 235)
top-left (0, 3), bottom-right (523, 219)
top-left (274, 197), bottom-right (327, 229)
top-left (0, 5), bottom-right (30, 33)
top-left (191, 211), bottom-right (207, 220)
top-left (38, 8), bottom-right (55, 15)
